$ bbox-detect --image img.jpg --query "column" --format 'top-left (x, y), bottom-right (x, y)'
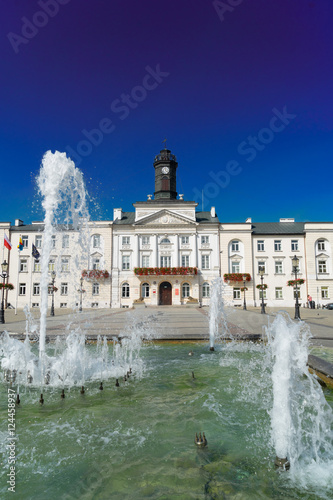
top-left (194, 233), bottom-right (198, 267)
top-left (175, 234), bottom-right (179, 267)
top-left (155, 234), bottom-right (158, 267)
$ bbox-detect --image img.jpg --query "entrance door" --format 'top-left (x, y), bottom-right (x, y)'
top-left (159, 282), bottom-right (172, 305)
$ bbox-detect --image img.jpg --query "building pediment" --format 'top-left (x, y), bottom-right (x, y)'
top-left (133, 209), bottom-right (198, 227)
top-left (316, 252), bottom-right (329, 259)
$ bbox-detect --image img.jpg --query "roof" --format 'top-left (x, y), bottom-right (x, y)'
top-left (10, 223), bottom-right (76, 232)
top-left (113, 211), bottom-right (219, 225)
top-left (251, 222), bottom-right (305, 235)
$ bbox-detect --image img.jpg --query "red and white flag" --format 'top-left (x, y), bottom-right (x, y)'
top-left (4, 233), bottom-right (12, 251)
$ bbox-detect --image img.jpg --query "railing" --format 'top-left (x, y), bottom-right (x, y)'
top-left (134, 267), bottom-right (197, 276)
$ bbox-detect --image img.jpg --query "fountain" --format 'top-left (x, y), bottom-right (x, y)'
top-left (208, 277), bottom-right (226, 350)
top-left (0, 152), bottom-right (332, 498)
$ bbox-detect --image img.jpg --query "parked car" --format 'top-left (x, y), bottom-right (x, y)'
top-left (323, 303), bottom-right (333, 310)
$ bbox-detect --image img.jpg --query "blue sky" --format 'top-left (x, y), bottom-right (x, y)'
top-left (1, 0), bottom-right (333, 224)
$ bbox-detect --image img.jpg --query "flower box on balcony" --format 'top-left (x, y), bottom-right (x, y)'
top-left (134, 267), bottom-right (198, 276)
top-left (82, 270), bottom-right (110, 280)
top-left (223, 273), bottom-right (251, 283)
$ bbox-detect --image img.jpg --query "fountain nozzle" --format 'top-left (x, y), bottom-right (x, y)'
top-left (16, 394), bottom-right (20, 405)
top-left (27, 371), bottom-right (33, 384)
top-left (99, 382), bottom-right (103, 390)
top-left (39, 394), bottom-right (44, 405)
top-left (80, 386), bottom-right (85, 394)
top-left (115, 379), bottom-right (120, 387)
top-left (61, 389), bottom-right (65, 399)
top-left (209, 347), bottom-right (215, 352)
top-left (274, 456), bottom-right (290, 470)
top-left (195, 432), bottom-right (207, 447)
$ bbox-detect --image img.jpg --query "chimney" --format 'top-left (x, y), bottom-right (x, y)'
top-left (15, 219), bottom-right (23, 227)
top-left (279, 218), bottom-right (295, 223)
top-left (246, 218), bottom-right (252, 223)
top-left (210, 207), bottom-right (216, 218)
top-left (113, 208), bottom-right (123, 221)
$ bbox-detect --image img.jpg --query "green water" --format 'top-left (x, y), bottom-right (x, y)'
top-left (1, 342), bottom-right (333, 499)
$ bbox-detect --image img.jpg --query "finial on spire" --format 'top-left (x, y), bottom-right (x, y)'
top-left (162, 138), bottom-right (167, 149)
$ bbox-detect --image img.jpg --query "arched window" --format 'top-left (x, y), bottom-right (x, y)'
top-left (142, 283), bottom-right (150, 298)
top-left (202, 282), bottom-right (210, 298)
top-left (160, 238), bottom-right (171, 244)
top-left (122, 283), bottom-right (130, 298)
top-left (182, 282), bottom-right (190, 298)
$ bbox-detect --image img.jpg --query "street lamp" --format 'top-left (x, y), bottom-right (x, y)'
top-left (50, 270), bottom-right (56, 317)
top-left (259, 266), bottom-right (266, 314)
top-left (292, 255), bottom-right (301, 320)
top-left (242, 274), bottom-right (247, 310)
top-left (0, 260), bottom-right (9, 324)
top-left (79, 276), bottom-right (83, 312)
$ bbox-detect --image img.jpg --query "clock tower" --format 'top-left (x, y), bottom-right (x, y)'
top-left (153, 148), bottom-right (178, 200)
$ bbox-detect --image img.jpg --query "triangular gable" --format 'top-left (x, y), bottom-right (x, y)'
top-left (316, 252), bottom-right (329, 259)
top-left (133, 209), bottom-right (198, 226)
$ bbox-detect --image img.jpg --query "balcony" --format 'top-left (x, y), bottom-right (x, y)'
top-left (134, 267), bottom-right (198, 276)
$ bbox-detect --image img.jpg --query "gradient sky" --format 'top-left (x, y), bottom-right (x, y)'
top-left (1, 0), bottom-right (333, 224)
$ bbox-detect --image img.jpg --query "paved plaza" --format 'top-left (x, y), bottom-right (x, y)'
top-left (1, 305), bottom-right (333, 349)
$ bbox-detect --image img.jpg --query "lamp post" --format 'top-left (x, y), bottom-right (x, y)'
top-left (242, 274), bottom-right (247, 310)
top-left (259, 267), bottom-right (266, 314)
top-left (0, 260), bottom-right (9, 324)
top-left (79, 276), bottom-right (83, 312)
top-left (292, 255), bottom-right (301, 320)
top-left (50, 270), bottom-right (56, 317)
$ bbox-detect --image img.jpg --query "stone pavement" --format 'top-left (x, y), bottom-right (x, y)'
top-left (1, 305), bottom-right (332, 349)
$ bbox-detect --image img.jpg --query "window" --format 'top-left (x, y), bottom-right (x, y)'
top-left (275, 261), bottom-right (283, 274)
top-left (142, 255), bottom-right (150, 267)
top-left (122, 256), bottom-right (130, 270)
top-left (92, 235), bottom-right (100, 248)
top-left (181, 236), bottom-right (189, 244)
top-left (231, 240), bottom-right (239, 252)
top-left (33, 283), bottom-right (40, 295)
top-left (142, 236), bottom-right (150, 245)
top-left (122, 282), bottom-right (130, 298)
top-left (19, 283), bottom-right (26, 295)
top-left (20, 258), bottom-right (28, 272)
top-left (22, 236), bottom-right (28, 248)
top-left (142, 283), bottom-right (149, 298)
top-left (60, 303), bottom-right (67, 308)
top-left (62, 235), bottom-right (69, 248)
top-left (160, 256), bottom-right (171, 267)
top-left (291, 240), bottom-right (299, 252)
top-left (318, 260), bottom-right (327, 274)
top-left (61, 283), bottom-right (68, 295)
top-left (259, 289), bottom-right (267, 299)
top-left (293, 288), bottom-right (301, 300)
top-left (321, 287), bottom-right (329, 299)
top-left (32, 303), bottom-right (39, 308)
top-left (122, 236), bottom-right (130, 245)
top-left (258, 261), bottom-right (266, 274)
top-left (181, 255), bottom-right (189, 267)
top-left (275, 287), bottom-right (283, 299)
top-left (201, 236), bottom-right (209, 245)
top-left (35, 235), bottom-right (42, 248)
top-left (160, 238), bottom-right (170, 244)
top-left (231, 261), bottom-right (240, 273)
top-left (92, 282), bottom-right (99, 295)
top-left (61, 258), bottom-right (69, 273)
top-left (233, 288), bottom-right (241, 299)
top-left (202, 282), bottom-right (210, 298)
top-left (318, 239), bottom-right (325, 251)
top-left (274, 240), bottom-right (282, 251)
top-left (201, 255), bottom-right (210, 269)
top-left (257, 240), bottom-right (265, 251)
top-left (48, 259), bottom-right (55, 272)
top-left (182, 282), bottom-right (190, 298)
top-left (51, 235), bottom-right (56, 248)
top-left (92, 257), bottom-right (100, 270)
top-left (34, 260), bottom-right (41, 272)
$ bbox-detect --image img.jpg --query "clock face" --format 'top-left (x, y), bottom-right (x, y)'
top-left (161, 166), bottom-right (169, 174)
